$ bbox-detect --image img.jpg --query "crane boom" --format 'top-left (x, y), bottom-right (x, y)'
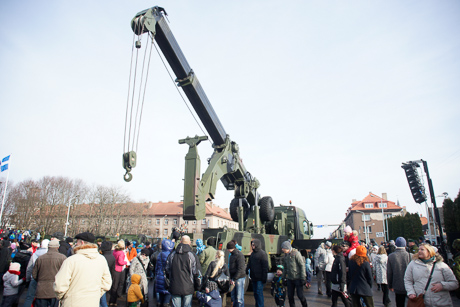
top-left (132, 7), bottom-right (226, 146)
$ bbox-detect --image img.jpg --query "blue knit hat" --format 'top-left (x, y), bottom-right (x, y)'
top-left (395, 237), bottom-right (406, 248)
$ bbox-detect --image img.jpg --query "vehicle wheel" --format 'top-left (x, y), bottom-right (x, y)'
top-left (259, 196), bottom-right (275, 222)
top-left (230, 198), bottom-right (249, 222)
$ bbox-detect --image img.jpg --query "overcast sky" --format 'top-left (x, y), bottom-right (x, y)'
top-left (1, 1), bottom-right (459, 239)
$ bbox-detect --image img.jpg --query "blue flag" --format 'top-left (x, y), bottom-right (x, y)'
top-left (1, 155), bottom-right (10, 172)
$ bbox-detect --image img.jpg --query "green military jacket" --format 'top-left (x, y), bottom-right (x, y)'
top-left (453, 253), bottom-right (460, 298)
top-left (199, 246), bottom-right (217, 276)
top-left (282, 248), bottom-right (306, 281)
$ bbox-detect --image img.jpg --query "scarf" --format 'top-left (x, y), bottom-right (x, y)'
top-left (8, 270), bottom-right (20, 275)
top-left (421, 256), bottom-right (435, 264)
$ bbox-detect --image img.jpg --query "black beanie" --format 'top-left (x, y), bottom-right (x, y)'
top-left (226, 241), bottom-right (236, 250)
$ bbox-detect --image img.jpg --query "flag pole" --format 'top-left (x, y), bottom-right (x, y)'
top-left (0, 156), bottom-right (11, 227)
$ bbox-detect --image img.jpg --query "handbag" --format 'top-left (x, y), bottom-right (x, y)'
top-left (407, 262), bottom-right (436, 307)
top-left (216, 271), bottom-right (231, 293)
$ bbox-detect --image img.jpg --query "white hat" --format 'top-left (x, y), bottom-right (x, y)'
top-left (9, 262), bottom-right (20, 272)
top-left (41, 239), bottom-right (50, 249)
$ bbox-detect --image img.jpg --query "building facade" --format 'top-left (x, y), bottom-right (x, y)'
top-left (341, 192), bottom-right (406, 243)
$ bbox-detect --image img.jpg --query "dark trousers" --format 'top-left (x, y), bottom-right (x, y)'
top-left (252, 280), bottom-right (264, 307)
top-left (378, 284), bottom-right (390, 306)
top-left (350, 294), bottom-right (374, 307)
top-left (394, 292), bottom-right (406, 307)
top-left (34, 298), bottom-right (58, 307)
top-left (287, 279), bottom-right (308, 307)
top-left (109, 270), bottom-right (122, 304)
top-left (325, 272), bottom-right (332, 296)
top-left (331, 290), bottom-right (351, 307)
top-left (1, 294), bottom-right (18, 307)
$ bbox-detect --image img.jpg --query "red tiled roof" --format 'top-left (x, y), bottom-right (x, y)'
top-left (350, 192), bottom-right (400, 211)
top-left (420, 216), bottom-right (428, 225)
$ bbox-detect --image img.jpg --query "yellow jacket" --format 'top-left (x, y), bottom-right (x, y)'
top-left (127, 274), bottom-right (144, 303)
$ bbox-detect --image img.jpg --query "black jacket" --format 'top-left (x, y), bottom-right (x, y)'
top-left (58, 241), bottom-right (71, 256)
top-left (12, 249), bottom-right (32, 279)
top-left (0, 241), bottom-right (11, 274)
top-left (229, 248), bottom-right (246, 281)
top-left (246, 239), bottom-right (268, 283)
top-left (166, 243), bottom-right (201, 296)
top-left (202, 259), bottom-right (230, 291)
top-left (330, 253), bottom-right (347, 291)
top-left (348, 259), bottom-right (373, 296)
top-left (101, 241), bottom-right (116, 278)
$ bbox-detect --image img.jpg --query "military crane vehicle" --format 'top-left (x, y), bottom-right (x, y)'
top-left (123, 6), bottom-right (320, 273)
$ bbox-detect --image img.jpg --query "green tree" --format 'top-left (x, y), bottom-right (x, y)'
top-left (443, 190), bottom-right (460, 234)
top-left (387, 212), bottom-right (424, 241)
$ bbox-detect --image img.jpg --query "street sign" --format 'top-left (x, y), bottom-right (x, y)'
top-left (376, 232), bottom-right (384, 238)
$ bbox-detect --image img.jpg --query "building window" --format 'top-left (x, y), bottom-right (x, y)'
top-left (129, 219), bottom-right (132, 224)
top-left (365, 226), bottom-right (372, 233)
top-left (185, 220), bottom-right (188, 225)
top-left (379, 203), bottom-right (387, 208)
top-left (385, 213), bottom-right (392, 218)
top-left (156, 219), bottom-right (160, 225)
top-left (364, 203), bottom-right (373, 209)
top-left (361, 214), bottom-right (371, 221)
top-left (202, 218), bottom-right (206, 225)
top-left (155, 229), bottom-right (159, 235)
top-left (173, 219), bottom-right (178, 225)
top-left (148, 219), bottom-right (152, 225)
top-left (193, 221), bottom-right (196, 225)
top-left (163, 229), bottom-right (168, 235)
top-left (164, 219), bottom-right (169, 225)
top-left (193, 229), bottom-right (196, 234)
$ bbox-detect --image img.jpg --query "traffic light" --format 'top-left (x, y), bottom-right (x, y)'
top-left (401, 161), bottom-right (427, 204)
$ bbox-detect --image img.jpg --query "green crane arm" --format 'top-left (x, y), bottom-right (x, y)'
top-left (130, 7), bottom-right (260, 220)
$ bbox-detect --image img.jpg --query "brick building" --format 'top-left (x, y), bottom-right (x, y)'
top-left (339, 192), bottom-right (406, 243)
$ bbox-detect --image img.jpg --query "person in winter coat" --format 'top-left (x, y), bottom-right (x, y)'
top-left (109, 240), bottom-right (127, 305)
top-left (24, 239), bottom-right (50, 307)
top-left (314, 242), bottom-right (327, 295)
top-left (1, 262), bottom-right (24, 306)
top-left (281, 241), bottom-right (308, 307)
top-left (227, 240), bottom-right (246, 307)
top-left (387, 237), bottom-right (411, 307)
top-left (404, 243), bottom-right (459, 307)
top-left (305, 254), bottom-right (312, 289)
top-left (196, 239), bottom-right (205, 256)
top-left (127, 249), bottom-right (150, 299)
top-left (100, 240), bottom-right (115, 307)
top-left (53, 232), bottom-right (112, 307)
top-left (348, 245), bottom-right (374, 307)
top-left (330, 245), bottom-right (350, 307)
top-left (246, 239), bottom-right (268, 307)
top-left (343, 226), bottom-right (359, 258)
top-left (197, 281), bottom-right (222, 307)
top-left (271, 265), bottom-right (287, 307)
top-left (11, 242), bottom-right (32, 305)
top-left (127, 274), bottom-right (144, 307)
top-left (324, 241), bottom-right (334, 297)
top-left (199, 237), bottom-right (217, 277)
top-left (203, 250), bottom-right (230, 306)
top-left (373, 246), bottom-right (390, 307)
top-left (155, 239), bottom-right (174, 307)
top-left (165, 236), bottom-right (201, 307)
top-left (32, 240), bottom-right (66, 307)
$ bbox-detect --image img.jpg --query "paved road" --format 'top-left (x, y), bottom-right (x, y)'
top-left (4, 274), bottom-right (459, 306)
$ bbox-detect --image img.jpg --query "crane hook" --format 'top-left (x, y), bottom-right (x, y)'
top-left (124, 171), bottom-right (133, 182)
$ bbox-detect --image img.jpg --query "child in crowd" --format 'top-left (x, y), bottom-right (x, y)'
top-left (271, 265), bottom-right (286, 307)
top-left (127, 274), bottom-right (144, 307)
top-left (2, 262), bottom-right (25, 306)
top-left (196, 281), bottom-right (222, 307)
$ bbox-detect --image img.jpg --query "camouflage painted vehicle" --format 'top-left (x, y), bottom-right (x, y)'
top-left (124, 6), bottom-right (319, 278)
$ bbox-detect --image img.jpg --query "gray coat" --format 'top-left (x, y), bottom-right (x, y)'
top-left (373, 254), bottom-right (388, 284)
top-left (404, 257), bottom-right (459, 307)
top-left (128, 255), bottom-right (149, 295)
top-left (314, 245), bottom-right (327, 270)
top-left (387, 247), bottom-right (410, 294)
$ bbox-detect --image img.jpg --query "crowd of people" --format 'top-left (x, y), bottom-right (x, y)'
top-left (312, 226), bottom-right (460, 307)
top-left (0, 226), bottom-right (459, 307)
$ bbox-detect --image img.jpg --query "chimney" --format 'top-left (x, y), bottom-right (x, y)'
top-left (147, 202), bottom-right (153, 209)
top-left (382, 193), bottom-right (387, 200)
top-left (352, 199), bottom-right (356, 202)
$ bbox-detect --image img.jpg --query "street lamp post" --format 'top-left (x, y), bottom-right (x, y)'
top-left (355, 210), bottom-right (368, 244)
top-left (65, 195), bottom-right (79, 237)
